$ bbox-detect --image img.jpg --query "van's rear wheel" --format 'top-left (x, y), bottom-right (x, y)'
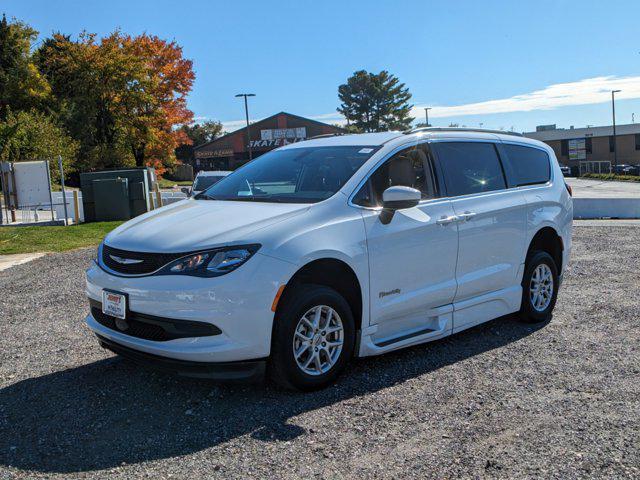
top-left (519, 250), bottom-right (559, 323)
top-left (270, 284), bottom-right (355, 391)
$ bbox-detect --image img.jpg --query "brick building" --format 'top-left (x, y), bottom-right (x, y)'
top-left (190, 112), bottom-right (345, 172)
top-left (525, 123), bottom-right (640, 173)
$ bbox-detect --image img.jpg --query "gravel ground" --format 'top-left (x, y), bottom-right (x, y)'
top-left (0, 226), bottom-right (639, 479)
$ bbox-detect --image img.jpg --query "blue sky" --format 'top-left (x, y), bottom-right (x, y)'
top-left (5, 0), bottom-right (640, 132)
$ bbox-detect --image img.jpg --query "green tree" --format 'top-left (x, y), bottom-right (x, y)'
top-left (35, 32), bottom-right (136, 171)
top-left (175, 120), bottom-right (224, 161)
top-left (0, 108), bottom-right (78, 183)
top-left (35, 31), bottom-right (195, 174)
top-left (184, 120), bottom-right (224, 145)
top-left (333, 123), bottom-right (361, 134)
top-left (337, 70), bottom-right (414, 132)
top-left (0, 15), bottom-right (51, 118)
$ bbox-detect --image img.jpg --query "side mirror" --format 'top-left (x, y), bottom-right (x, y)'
top-left (379, 186), bottom-right (421, 224)
top-left (181, 187), bottom-right (191, 196)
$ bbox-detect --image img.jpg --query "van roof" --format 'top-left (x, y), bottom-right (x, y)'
top-left (280, 128), bottom-right (548, 150)
top-left (280, 132), bottom-right (402, 149)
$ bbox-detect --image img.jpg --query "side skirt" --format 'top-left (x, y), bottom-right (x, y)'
top-left (357, 284), bottom-right (523, 357)
top-left (358, 305), bottom-right (453, 357)
top-left (451, 285), bottom-right (522, 334)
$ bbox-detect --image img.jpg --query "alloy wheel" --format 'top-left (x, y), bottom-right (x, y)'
top-left (292, 305), bottom-right (344, 376)
top-left (529, 263), bottom-right (554, 312)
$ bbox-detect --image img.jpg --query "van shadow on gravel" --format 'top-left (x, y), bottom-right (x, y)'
top-left (0, 314), bottom-right (548, 474)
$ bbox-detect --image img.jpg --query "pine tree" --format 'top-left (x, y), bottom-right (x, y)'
top-left (337, 70), bottom-right (414, 132)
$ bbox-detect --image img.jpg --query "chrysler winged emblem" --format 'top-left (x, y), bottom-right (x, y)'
top-left (109, 255), bottom-right (143, 265)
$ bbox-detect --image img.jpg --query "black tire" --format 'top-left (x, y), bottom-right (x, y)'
top-left (269, 284), bottom-right (355, 391)
top-left (519, 250), bottom-right (559, 323)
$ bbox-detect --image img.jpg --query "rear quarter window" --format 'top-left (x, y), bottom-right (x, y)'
top-left (502, 144), bottom-right (551, 186)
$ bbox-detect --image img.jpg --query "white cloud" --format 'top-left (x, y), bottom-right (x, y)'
top-left (213, 76), bottom-right (640, 131)
top-left (221, 119), bottom-right (248, 132)
top-left (413, 75), bottom-right (640, 119)
top-left (308, 112), bottom-right (347, 124)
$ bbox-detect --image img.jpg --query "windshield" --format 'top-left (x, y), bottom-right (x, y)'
top-left (197, 146), bottom-right (378, 203)
top-left (193, 175), bottom-right (225, 191)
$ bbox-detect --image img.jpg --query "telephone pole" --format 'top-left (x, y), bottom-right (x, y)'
top-left (235, 93), bottom-right (256, 161)
top-left (611, 90), bottom-right (621, 171)
top-left (424, 107), bottom-right (431, 127)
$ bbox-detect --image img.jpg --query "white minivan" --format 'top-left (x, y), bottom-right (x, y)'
top-left (86, 128), bottom-right (573, 390)
top-left (184, 170), bottom-right (232, 197)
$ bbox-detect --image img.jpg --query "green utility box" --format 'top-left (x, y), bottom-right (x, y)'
top-left (80, 168), bottom-right (155, 222)
top-left (93, 178), bottom-right (130, 221)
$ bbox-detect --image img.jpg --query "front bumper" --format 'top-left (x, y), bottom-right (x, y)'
top-left (85, 252), bottom-right (298, 363)
top-left (96, 335), bottom-right (266, 381)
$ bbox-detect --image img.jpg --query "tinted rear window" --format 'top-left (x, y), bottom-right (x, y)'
top-left (502, 144), bottom-right (550, 186)
top-left (435, 142), bottom-right (506, 197)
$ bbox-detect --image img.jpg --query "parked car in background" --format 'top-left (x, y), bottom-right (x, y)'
top-left (183, 170), bottom-right (232, 196)
top-left (559, 164), bottom-right (571, 176)
top-left (613, 164), bottom-right (639, 176)
top-left (86, 128), bottom-right (573, 390)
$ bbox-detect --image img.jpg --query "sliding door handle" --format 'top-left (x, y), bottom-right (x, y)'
top-left (436, 215), bottom-right (458, 225)
top-left (457, 211), bottom-right (477, 221)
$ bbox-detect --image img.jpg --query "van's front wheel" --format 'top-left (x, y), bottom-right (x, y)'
top-left (270, 285), bottom-right (355, 390)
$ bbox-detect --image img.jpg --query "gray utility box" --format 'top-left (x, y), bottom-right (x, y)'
top-left (80, 168), bottom-right (154, 222)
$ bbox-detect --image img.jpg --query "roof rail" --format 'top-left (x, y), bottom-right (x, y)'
top-left (308, 133), bottom-right (349, 140)
top-left (406, 127), bottom-right (523, 137)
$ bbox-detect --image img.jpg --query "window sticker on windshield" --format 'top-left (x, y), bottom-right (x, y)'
top-left (358, 148), bottom-right (374, 154)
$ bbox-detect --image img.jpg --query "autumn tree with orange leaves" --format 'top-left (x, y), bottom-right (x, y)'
top-left (36, 30), bottom-right (194, 174)
top-left (122, 34), bottom-right (194, 170)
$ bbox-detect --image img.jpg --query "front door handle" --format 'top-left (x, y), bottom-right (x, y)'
top-left (436, 215), bottom-right (458, 225)
top-left (457, 211), bottom-right (477, 221)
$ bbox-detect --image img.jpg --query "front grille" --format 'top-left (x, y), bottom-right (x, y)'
top-left (102, 244), bottom-right (185, 275)
top-left (90, 300), bottom-right (221, 341)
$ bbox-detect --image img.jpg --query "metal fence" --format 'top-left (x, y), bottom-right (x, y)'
top-left (2, 186), bottom-right (188, 225)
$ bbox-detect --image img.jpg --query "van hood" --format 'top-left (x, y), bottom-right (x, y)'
top-left (104, 199), bottom-right (310, 252)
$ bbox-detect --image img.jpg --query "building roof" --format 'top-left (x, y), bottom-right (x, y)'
top-left (525, 123), bottom-right (640, 141)
top-left (193, 111), bottom-right (346, 151)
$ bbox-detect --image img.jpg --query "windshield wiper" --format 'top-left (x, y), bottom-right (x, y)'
top-left (230, 196), bottom-right (281, 203)
top-left (195, 194), bottom-right (307, 203)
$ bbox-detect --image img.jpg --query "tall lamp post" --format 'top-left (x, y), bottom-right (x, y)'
top-left (611, 89), bottom-right (621, 172)
top-left (235, 93), bottom-right (256, 161)
top-left (424, 107), bottom-right (432, 127)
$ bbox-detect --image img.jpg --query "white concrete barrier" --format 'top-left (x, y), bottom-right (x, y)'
top-left (51, 191), bottom-right (84, 223)
top-left (573, 198), bottom-right (640, 219)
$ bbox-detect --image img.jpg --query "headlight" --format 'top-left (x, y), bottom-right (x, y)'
top-left (169, 252), bottom-right (209, 273)
top-left (161, 244), bottom-right (260, 277)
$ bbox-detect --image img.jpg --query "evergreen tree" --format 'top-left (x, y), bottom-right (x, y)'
top-left (337, 70), bottom-right (414, 132)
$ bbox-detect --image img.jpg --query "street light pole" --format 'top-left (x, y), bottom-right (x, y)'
top-left (235, 93), bottom-right (256, 161)
top-left (612, 89), bottom-right (621, 172)
top-left (424, 107), bottom-right (431, 127)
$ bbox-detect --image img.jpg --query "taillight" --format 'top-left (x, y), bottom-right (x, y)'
top-left (565, 182), bottom-right (572, 196)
